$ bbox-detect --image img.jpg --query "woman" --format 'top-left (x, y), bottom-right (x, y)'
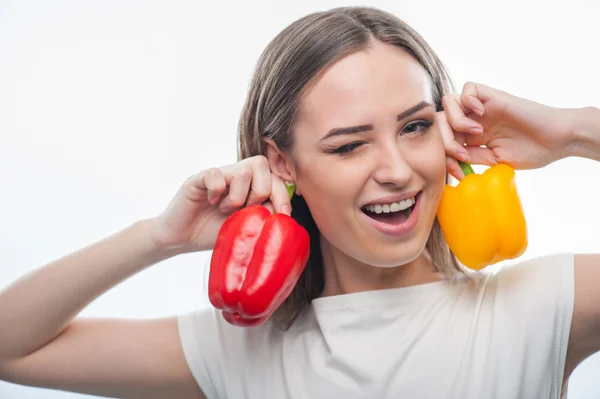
top-left (0, 6), bottom-right (598, 399)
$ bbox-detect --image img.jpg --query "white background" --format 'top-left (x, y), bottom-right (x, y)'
top-left (1, 0), bottom-right (599, 397)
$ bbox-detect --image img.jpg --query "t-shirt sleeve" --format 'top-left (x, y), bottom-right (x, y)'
top-left (178, 306), bottom-right (283, 399)
top-left (492, 252), bottom-right (575, 396)
top-left (177, 307), bottom-right (224, 399)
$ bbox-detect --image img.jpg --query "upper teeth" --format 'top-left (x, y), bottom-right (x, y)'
top-left (364, 197), bottom-right (416, 214)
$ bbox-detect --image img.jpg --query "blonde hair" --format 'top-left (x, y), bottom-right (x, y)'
top-left (238, 6), bottom-right (466, 329)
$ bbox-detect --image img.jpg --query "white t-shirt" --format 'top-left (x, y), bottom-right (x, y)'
top-left (177, 253), bottom-right (574, 399)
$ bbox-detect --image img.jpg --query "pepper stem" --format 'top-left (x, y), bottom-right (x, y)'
top-left (458, 160), bottom-right (475, 176)
top-left (284, 181), bottom-right (296, 200)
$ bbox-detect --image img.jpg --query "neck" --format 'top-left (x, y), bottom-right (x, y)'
top-left (319, 236), bottom-right (444, 298)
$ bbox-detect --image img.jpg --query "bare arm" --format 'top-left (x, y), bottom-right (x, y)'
top-left (0, 219), bottom-right (205, 399)
top-left (568, 106), bottom-right (600, 162)
top-left (440, 83), bottom-right (600, 377)
top-left (564, 106), bottom-right (600, 375)
top-left (0, 156), bottom-right (289, 399)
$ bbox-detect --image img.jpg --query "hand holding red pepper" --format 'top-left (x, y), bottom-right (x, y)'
top-left (148, 155), bottom-right (307, 327)
top-left (149, 156), bottom-right (293, 254)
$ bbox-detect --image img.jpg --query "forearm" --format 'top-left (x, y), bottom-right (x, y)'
top-left (568, 106), bottom-right (600, 161)
top-left (0, 218), bottom-right (179, 361)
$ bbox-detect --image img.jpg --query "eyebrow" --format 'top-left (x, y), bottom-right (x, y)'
top-left (320, 101), bottom-right (433, 141)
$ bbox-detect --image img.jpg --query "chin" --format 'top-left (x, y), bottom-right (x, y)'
top-left (349, 196), bottom-right (435, 268)
top-left (321, 228), bottom-right (429, 270)
top-left (359, 238), bottom-right (427, 268)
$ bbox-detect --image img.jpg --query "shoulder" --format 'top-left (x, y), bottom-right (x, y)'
top-left (441, 253), bottom-right (575, 331)
top-left (480, 253), bottom-right (575, 393)
top-left (464, 253), bottom-right (575, 339)
top-left (177, 306), bottom-right (285, 364)
top-left (485, 253), bottom-right (574, 302)
top-left (176, 307), bottom-right (285, 398)
top-left (177, 306), bottom-right (281, 345)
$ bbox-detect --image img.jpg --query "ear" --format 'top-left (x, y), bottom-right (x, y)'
top-left (263, 138), bottom-right (302, 195)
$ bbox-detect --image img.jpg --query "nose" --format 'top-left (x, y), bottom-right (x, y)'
top-left (372, 142), bottom-right (412, 187)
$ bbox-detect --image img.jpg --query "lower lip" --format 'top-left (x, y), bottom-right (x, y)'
top-left (360, 192), bottom-right (421, 237)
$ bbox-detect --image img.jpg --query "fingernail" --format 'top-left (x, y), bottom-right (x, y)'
top-left (468, 97), bottom-right (485, 117)
top-left (457, 148), bottom-right (470, 162)
top-left (470, 126), bottom-right (483, 134)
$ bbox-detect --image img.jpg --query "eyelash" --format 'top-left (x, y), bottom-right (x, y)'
top-left (329, 120), bottom-right (434, 155)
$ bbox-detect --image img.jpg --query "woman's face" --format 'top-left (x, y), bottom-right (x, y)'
top-left (291, 41), bottom-right (447, 268)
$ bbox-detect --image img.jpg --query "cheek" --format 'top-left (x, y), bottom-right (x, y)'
top-left (425, 138), bottom-right (448, 206)
top-left (405, 132), bottom-right (447, 192)
top-left (424, 145), bottom-right (447, 186)
top-left (294, 157), bottom-right (366, 234)
top-left (430, 132), bottom-right (448, 180)
top-left (296, 153), bottom-right (367, 204)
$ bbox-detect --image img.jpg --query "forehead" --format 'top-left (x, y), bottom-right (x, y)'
top-left (298, 42), bottom-right (433, 131)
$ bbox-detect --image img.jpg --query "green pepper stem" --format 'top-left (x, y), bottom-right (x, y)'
top-left (284, 181), bottom-right (296, 200)
top-left (458, 160), bottom-right (475, 176)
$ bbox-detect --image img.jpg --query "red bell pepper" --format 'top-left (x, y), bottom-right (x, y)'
top-left (208, 183), bottom-right (310, 327)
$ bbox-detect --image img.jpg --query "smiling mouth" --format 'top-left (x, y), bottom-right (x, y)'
top-left (361, 192), bottom-right (420, 225)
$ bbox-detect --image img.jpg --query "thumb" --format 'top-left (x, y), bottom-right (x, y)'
top-left (446, 156), bottom-right (464, 181)
top-left (261, 200), bottom-right (275, 214)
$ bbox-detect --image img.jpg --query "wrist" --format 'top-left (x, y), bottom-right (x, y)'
top-left (566, 106), bottom-right (600, 161)
top-left (135, 218), bottom-right (187, 264)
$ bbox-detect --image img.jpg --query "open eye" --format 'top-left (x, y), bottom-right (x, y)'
top-left (402, 120), bottom-right (433, 136)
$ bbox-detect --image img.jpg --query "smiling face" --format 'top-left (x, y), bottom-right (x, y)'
top-left (290, 41), bottom-right (447, 268)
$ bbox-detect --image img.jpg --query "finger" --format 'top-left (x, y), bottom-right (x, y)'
top-left (464, 146), bottom-right (498, 166)
top-left (245, 156), bottom-right (272, 206)
top-left (446, 156), bottom-right (464, 181)
top-left (436, 111), bottom-right (469, 162)
top-left (261, 200), bottom-right (275, 214)
top-left (204, 169), bottom-right (228, 204)
top-left (188, 168), bottom-right (226, 204)
top-left (442, 95), bottom-right (484, 135)
top-left (269, 174), bottom-right (292, 216)
top-left (462, 130), bottom-right (489, 147)
top-left (454, 130), bottom-right (467, 147)
top-left (461, 82), bottom-right (485, 117)
top-left (219, 167), bottom-right (252, 212)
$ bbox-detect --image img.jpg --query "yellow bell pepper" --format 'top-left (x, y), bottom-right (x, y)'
top-left (437, 161), bottom-right (528, 270)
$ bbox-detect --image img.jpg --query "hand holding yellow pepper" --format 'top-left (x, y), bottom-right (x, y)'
top-left (437, 161), bottom-right (527, 270)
